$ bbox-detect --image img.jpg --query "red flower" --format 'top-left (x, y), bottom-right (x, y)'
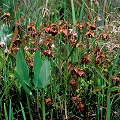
top-left (43, 24), bottom-right (59, 36)
top-left (68, 79), bottom-right (80, 90)
top-left (77, 102), bottom-right (85, 112)
top-left (87, 22), bottom-right (96, 31)
top-left (69, 67), bottom-right (86, 78)
top-left (86, 30), bottom-right (95, 38)
top-left (6, 12), bottom-right (11, 19)
top-left (71, 95), bottom-right (79, 103)
top-left (45, 98), bottom-right (52, 106)
top-left (76, 22), bottom-right (86, 32)
top-left (70, 38), bottom-right (77, 47)
top-left (81, 53), bottom-right (91, 64)
top-left (43, 37), bottom-right (54, 46)
top-left (94, 47), bottom-right (107, 64)
top-left (42, 49), bottom-right (52, 57)
top-left (27, 23), bottom-right (38, 38)
top-left (99, 32), bottom-right (111, 41)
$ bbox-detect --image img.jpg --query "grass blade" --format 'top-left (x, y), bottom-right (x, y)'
top-left (20, 102), bottom-right (26, 120)
top-left (71, 0), bottom-right (76, 26)
top-left (4, 103), bottom-right (8, 120)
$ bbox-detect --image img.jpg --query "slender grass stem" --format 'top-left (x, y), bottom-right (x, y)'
top-left (37, 90), bottom-right (39, 113)
top-left (27, 96), bottom-right (33, 120)
top-left (42, 88), bottom-right (46, 120)
top-left (4, 103), bottom-right (8, 120)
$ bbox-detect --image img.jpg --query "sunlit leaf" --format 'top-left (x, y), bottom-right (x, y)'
top-left (16, 50), bottom-right (32, 87)
top-left (110, 86), bottom-right (120, 92)
top-left (15, 71), bottom-right (32, 95)
top-left (34, 50), bottom-right (42, 88)
top-left (37, 59), bottom-right (50, 89)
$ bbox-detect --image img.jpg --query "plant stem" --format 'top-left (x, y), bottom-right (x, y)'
top-left (106, 82), bottom-right (111, 120)
top-left (37, 90), bottom-right (39, 113)
top-left (27, 96), bottom-right (33, 120)
top-left (42, 88), bottom-right (46, 120)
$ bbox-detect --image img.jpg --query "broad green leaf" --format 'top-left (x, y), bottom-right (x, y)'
top-left (16, 50), bottom-right (25, 80)
top-left (110, 86), bottom-right (120, 92)
top-left (36, 59), bottom-right (50, 89)
top-left (34, 50), bottom-right (42, 88)
top-left (16, 50), bottom-right (32, 87)
top-left (15, 71), bottom-right (32, 95)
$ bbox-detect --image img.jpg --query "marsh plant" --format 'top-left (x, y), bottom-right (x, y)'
top-left (0, 0), bottom-right (120, 120)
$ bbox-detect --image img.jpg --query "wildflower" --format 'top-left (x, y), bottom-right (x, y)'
top-left (69, 38), bottom-right (77, 47)
top-left (0, 12), bottom-right (11, 21)
top-left (59, 22), bottom-right (70, 37)
top-left (76, 22), bottom-right (86, 32)
top-left (45, 98), bottom-right (52, 106)
top-left (51, 44), bottom-right (55, 48)
top-left (76, 42), bottom-right (86, 48)
top-left (69, 29), bottom-right (77, 37)
top-left (27, 23), bottom-right (38, 38)
top-left (24, 46), bottom-right (29, 51)
top-left (44, 24), bottom-right (58, 36)
top-left (69, 67), bottom-right (86, 78)
top-left (94, 47), bottom-right (107, 64)
top-left (81, 52), bottom-right (91, 64)
top-left (86, 30), bottom-right (95, 38)
top-left (71, 95), bottom-right (79, 103)
top-left (5, 46), bottom-right (9, 54)
top-left (42, 49), bottom-right (52, 56)
top-left (43, 37), bottom-right (54, 46)
top-left (0, 41), bottom-right (5, 47)
top-left (28, 23), bottom-right (36, 31)
top-left (111, 76), bottom-right (120, 82)
top-left (68, 79), bottom-right (80, 90)
top-left (97, 15), bottom-right (102, 21)
top-left (99, 32), bottom-right (111, 41)
top-left (26, 57), bottom-right (34, 68)
top-left (6, 12), bottom-right (11, 19)
top-left (87, 22), bottom-right (96, 31)
top-left (77, 102), bottom-right (85, 112)
top-left (95, 53), bottom-right (103, 64)
top-left (74, 68), bottom-right (86, 77)
top-left (42, 45), bottom-right (52, 57)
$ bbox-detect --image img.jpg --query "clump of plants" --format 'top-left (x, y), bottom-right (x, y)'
top-left (0, 0), bottom-right (120, 120)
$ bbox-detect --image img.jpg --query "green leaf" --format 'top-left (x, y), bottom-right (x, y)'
top-left (20, 102), bottom-right (27, 120)
top-left (110, 86), bottom-right (120, 92)
top-left (113, 97), bottom-right (120, 104)
top-left (15, 71), bottom-right (32, 95)
top-left (34, 50), bottom-right (42, 88)
top-left (71, 0), bottom-right (76, 26)
top-left (16, 50), bottom-right (32, 87)
top-left (36, 59), bottom-right (50, 89)
top-left (4, 103), bottom-right (8, 120)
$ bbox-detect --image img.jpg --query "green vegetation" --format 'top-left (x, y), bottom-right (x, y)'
top-left (0, 0), bottom-right (120, 119)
